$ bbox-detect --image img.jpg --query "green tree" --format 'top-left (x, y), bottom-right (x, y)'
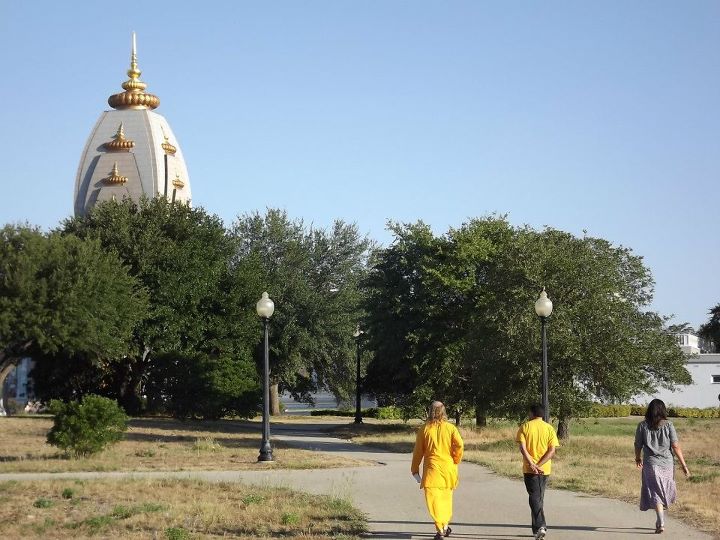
top-left (512, 228), bottom-right (690, 438)
top-left (232, 209), bottom-right (371, 414)
top-left (362, 222), bottom-right (460, 419)
top-left (362, 219), bottom-right (691, 437)
top-left (63, 198), bottom-right (260, 416)
top-left (0, 226), bottom-right (146, 413)
top-left (698, 304), bottom-right (720, 353)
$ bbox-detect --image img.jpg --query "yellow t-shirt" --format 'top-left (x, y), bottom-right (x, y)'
top-left (516, 418), bottom-right (560, 475)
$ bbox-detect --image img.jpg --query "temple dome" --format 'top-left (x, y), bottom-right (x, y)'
top-left (74, 33), bottom-right (191, 216)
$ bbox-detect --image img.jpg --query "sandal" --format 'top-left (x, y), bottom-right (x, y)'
top-left (444, 526), bottom-right (452, 537)
top-left (655, 527), bottom-right (665, 534)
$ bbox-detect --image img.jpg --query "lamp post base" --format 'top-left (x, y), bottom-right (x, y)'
top-left (258, 447), bottom-right (274, 462)
top-left (353, 417), bottom-right (363, 424)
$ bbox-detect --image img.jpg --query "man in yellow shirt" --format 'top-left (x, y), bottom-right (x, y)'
top-left (516, 404), bottom-right (560, 540)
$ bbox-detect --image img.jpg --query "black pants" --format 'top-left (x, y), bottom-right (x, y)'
top-left (523, 473), bottom-right (548, 533)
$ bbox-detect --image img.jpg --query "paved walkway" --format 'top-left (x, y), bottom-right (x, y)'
top-left (0, 422), bottom-right (712, 540)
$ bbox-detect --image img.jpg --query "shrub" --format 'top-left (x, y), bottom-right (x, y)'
top-left (630, 405), bottom-right (646, 416)
top-left (61, 488), bottom-right (75, 499)
top-left (310, 406), bottom-right (404, 419)
top-left (667, 406), bottom-right (720, 419)
top-left (47, 395), bottom-right (128, 457)
top-left (375, 406), bottom-right (403, 420)
top-left (586, 404), bottom-right (632, 418)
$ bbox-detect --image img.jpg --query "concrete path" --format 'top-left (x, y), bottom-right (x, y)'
top-left (0, 422), bottom-right (712, 540)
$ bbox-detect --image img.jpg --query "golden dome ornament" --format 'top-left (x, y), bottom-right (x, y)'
top-left (105, 162), bottom-right (128, 184)
top-left (172, 172), bottom-right (185, 189)
top-left (108, 33), bottom-right (160, 110)
top-left (161, 127), bottom-right (177, 155)
top-left (104, 123), bottom-right (135, 151)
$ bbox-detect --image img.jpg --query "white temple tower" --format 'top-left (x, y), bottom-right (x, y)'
top-left (74, 34), bottom-right (191, 216)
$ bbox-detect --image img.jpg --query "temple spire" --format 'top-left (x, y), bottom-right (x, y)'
top-left (108, 33), bottom-right (160, 110)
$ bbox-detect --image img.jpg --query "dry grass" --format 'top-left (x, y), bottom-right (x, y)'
top-left (0, 477), bottom-right (366, 539)
top-left (333, 417), bottom-right (720, 538)
top-left (0, 416), bottom-right (365, 473)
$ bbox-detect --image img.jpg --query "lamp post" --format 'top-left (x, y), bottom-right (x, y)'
top-left (353, 325), bottom-right (364, 424)
top-left (534, 288), bottom-right (553, 423)
top-left (256, 291), bottom-right (275, 462)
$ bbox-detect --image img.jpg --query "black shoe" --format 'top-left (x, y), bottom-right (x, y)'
top-left (434, 534), bottom-right (443, 540)
top-left (444, 526), bottom-right (452, 537)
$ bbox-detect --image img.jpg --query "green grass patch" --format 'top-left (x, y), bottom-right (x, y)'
top-left (33, 497), bottom-right (53, 508)
top-left (241, 493), bottom-right (265, 505)
top-left (281, 512), bottom-right (301, 525)
top-left (165, 527), bottom-right (190, 540)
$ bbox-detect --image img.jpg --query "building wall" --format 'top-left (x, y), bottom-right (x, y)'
top-left (643, 354), bottom-right (720, 408)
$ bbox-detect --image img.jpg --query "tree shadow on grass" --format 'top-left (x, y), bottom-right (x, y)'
top-left (123, 430), bottom-right (263, 449)
top-left (0, 453), bottom-right (68, 463)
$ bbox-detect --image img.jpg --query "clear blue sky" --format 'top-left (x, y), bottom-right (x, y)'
top-left (1, 2), bottom-right (718, 327)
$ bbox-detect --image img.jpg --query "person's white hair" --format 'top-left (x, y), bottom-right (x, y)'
top-left (428, 401), bottom-right (447, 422)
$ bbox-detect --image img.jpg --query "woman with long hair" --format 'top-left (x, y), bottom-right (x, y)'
top-left (634, 399), bottom-right (691, 534)
top-left (411, 401), bottom-right (464, 539)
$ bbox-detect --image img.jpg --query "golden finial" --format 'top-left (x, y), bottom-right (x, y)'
top-left (172, 172), bottom-right (185, 189)
top-left (105, 162), bottom-right (128, 184)
top-left (104, 123), bottom-right (135, 151)
top-left (108, 32), bottom-right (160, 110)
top-left (160, 126), bottom-right (177, 155)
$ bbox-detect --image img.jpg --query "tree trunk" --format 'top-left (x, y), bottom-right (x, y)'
top-left (475, 404), bottom-right (487, 428)
top-left (0, 358), bottom-right (19, 415)
top-left (270, 382), bottom-right (281, 416)
top-left (454, 410), bottom-right (461, 426)
top-left (557, 416), bottom-right (571, 440)
top-left (119, 353), bottom-right (148, 416)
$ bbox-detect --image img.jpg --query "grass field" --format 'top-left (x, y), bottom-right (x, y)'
top-left (0, 416), bottom-right (365, 473)
top-left (333, 417), bottom-right (720, 538)
top-left (0, 477), bottom-right (366, 539)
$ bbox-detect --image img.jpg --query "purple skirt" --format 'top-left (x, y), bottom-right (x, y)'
top-left (640, 465), bottom-right (677, 511)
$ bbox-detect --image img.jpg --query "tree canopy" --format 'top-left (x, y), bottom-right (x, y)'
top-left (698, 304), bottom-right (720, 353)
top-left (362, 217), bottom-right (690, 437)
top-left (60, 198), bottom-right (261, 417)
top-left (0, 225), bottom-right (146, 412)
top-left (232, 209), bottom-right (372, 413)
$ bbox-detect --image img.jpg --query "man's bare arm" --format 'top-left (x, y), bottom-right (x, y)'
top-left (535, 445), bottom-right (556, 470)
top-left (518, 442), bottom-right (541, 474)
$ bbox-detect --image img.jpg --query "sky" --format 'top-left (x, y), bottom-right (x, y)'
top-left (0, 1), bottom-right (718, 328)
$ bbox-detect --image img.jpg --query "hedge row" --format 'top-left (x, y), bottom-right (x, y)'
top-left (587, 404), bottom-right (633, 417)
top-left (309, 406), bottom-right (403, 419)
top-left (587, 403), bottom-right (720, 418)
top-left (667, 407), bottom-right (720, 419)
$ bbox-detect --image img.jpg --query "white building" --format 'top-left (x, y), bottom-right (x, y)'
top-left (649, 353), bottom-right (720, 409)
top-left (74, 33), bottom-right (191, 216)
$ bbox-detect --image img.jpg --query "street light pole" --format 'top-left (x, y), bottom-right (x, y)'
top-left (534, 288), bottom-right (553, 423)
top-left (353, 325), bottom-right (364, 424)
top-left (540, 315), bottom-right (549, 423)
top-left (256, 292), bottom-right (275, 462)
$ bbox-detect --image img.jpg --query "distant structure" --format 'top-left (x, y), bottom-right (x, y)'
top-left (74, 33), bottom-right (191, 216)
top-left (642, 330), bottom-right (720, 408)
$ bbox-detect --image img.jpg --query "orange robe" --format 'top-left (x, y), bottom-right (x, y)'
top-left (411, 420), bottom-right (464, 532)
